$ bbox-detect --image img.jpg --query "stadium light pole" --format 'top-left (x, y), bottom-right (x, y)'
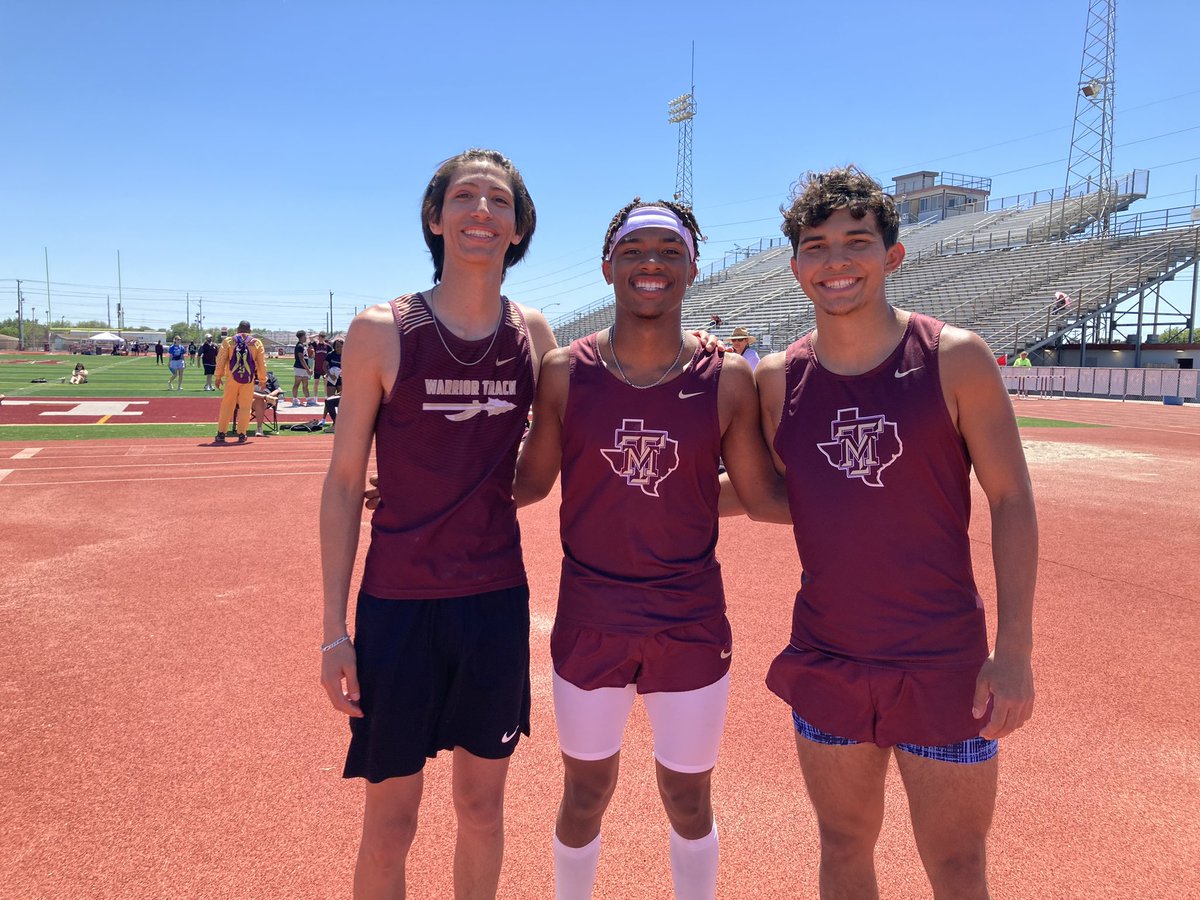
top-left (667, 42), bottom-right (697, 208)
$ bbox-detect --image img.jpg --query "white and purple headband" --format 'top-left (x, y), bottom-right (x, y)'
top-left (605, 206), bottom-right (696, 261)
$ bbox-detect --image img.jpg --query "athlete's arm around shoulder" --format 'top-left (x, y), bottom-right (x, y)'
top-left (514, 303), bottom-right (559, 384)
top-left (513, 345), bottom-right (568, 507)
top-left (318, 303), bottom-right (396, 717)
top-left (940, 325), bottom-right (1037, 740)
top-left (717, 351), bottom-right (790, 524)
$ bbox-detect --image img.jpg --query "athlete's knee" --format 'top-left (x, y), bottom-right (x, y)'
top-left (814, 813), bottom-right (883, 863)
top-left (359, 808), bottom-right (419, 869)
top-left (923, 841), bottom-right (989, 898)
top-left (452, 783), bottom-right (506, 836)
top-left (561, 765), bottom-right (619, 822)
top-left (656, 770), bottom-right (713, 837)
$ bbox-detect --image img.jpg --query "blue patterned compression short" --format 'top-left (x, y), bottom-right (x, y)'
top-left (792, 710), bottom-right (998, 764)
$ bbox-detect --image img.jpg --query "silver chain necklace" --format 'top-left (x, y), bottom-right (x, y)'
top-left (608, 322), bottom-right (685, 389)
top-left (426, 287), bottom-right (504, 367)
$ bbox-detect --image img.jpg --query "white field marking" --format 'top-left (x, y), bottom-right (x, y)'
top-left (0, 470), bottom-right (11, 482)
top-left (2, 399), bottom-right (150, 417)
top-left (0, 471), bottom-right (330, 488)
top-left (530, 612), bottom-right (554, 635)
top-left (10, 458), bottom-right (333, 473)
top-left (11, 448), bottom-right (41, 459)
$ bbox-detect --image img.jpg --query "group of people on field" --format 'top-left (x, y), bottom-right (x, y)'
top-left (318, 150), bottom-right (1038, 899)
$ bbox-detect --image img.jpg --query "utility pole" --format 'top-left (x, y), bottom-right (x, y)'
top-left (116, 250), bottom-right (124, 330)
top-left (44, 248), bottom-right (52, 349)
top-left (107, 295), bottom-right (112, 328)
top-left (187, 292), bottom-right (190, 328)
top-left (329, 291), bottom-right (334, 335)
top-left (16, 279), bottom-right (25, 350)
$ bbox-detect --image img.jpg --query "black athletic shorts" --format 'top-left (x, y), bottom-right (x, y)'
top-left (343, 585), bottom-right (531, 782)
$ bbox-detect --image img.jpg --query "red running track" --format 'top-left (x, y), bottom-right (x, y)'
top-left (1, 397), bottom-right (1197, 898)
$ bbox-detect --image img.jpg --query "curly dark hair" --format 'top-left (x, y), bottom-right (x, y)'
top-left (601, 198), bottom-right (704, 261)
top-left (421, 148), bottom-right (537, 283)
top-left (780, 166), bottom-right (900, 251)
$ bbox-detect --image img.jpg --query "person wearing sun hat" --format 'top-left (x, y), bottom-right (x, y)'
top-left (728, 326), bottom-right (760, 371)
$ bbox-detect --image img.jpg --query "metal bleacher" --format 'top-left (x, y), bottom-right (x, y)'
top-left (548, 171), bottom-right (1197, 358)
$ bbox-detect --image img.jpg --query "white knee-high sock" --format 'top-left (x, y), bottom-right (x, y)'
top-left (669, 820), bottom-right (719, 900)
top-left (554, 832), bottom-right (601, 900)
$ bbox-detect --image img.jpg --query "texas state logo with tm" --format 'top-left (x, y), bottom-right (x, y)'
top-left (600, 418), bottom-right (679, 497)
top-left (816, 407), bottom-right (902, 487)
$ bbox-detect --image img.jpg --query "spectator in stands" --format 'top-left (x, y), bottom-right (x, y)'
top-left (291, 330), bottom-right (312, 407)
top-left (729, 326), bottom-right (760, 372)
top-left (252, 371), bottom-right (284, 437)
top-left (1053, 291), bottom-right (1070, 311)
top-left (709, 313), bottom-right (723, 327)
top-left (199, 336), bottom-right (220, 390)
top-left (752, 165), bottom-right (1037, 898)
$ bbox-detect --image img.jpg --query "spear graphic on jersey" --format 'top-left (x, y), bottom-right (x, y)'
top-left (423, 398), bottom-right (517, 421)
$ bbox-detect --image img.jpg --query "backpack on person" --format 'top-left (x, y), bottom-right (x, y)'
top-left (229, 334), bottom-right (257, 385)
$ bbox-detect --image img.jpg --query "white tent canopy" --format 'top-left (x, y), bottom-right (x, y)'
top-left (89, 332), bottom-right (125, 342)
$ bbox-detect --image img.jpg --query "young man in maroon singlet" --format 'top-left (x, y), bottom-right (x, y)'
top-left (319, 148), bottom-right (557, 899)
top-left (514, 200), bottom-right (785, 900)
top-left (752, 167), bottom-right (1037, 899)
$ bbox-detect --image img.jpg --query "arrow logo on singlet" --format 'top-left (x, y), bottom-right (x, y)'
top-left (422, 398), bottom-right (517, 421)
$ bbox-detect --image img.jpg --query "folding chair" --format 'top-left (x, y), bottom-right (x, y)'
top-left (251, 395), bottom-right (280, 434)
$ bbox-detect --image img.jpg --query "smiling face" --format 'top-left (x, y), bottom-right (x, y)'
top-left (602, 226), bottom-right (698, 320)
top-left (427, 164), bottom-right (523, 278)
top-left (789, 208), bottom-right (905, 319)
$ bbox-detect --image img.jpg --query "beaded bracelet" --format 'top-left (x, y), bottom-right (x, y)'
top-left (320, 634), bottom-right (351, 653)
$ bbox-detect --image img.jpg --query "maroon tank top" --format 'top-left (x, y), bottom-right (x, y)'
top-left (557, 333), bottom-right (725, 632)
top-left (772, 313), bottom-right (987, 669)
top-left (361, 293), bottom-right (534, 599)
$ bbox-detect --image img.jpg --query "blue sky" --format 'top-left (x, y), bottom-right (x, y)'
top-left (2, 1), bottom-right (1196, 334)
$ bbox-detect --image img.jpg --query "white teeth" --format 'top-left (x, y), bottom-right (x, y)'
top-left (824, 277), bottom-right (858, 289)
top-left (464, 229), bottom-right (494, 238)
top-left (633, 280), bottom-right (667, 291)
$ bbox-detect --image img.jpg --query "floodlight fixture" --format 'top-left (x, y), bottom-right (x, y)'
top-left (667, 92), bottom-right (695, 124)
top-left (1081, 79), bottom-right (1104, 99)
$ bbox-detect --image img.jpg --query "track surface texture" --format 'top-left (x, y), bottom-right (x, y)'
top-left (2, 398), bottom-right (1197, 898)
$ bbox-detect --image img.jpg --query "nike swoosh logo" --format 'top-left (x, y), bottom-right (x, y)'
top-left (894, 366), bottom-right (923, 378)
top-left (720, 649), bottom-right (732, 659)
top-left (678, 390), bottom-right (704, 400)
top-left (495, 356), bottom-right (517, 366)
top-left (501, 727), bottom-right (519, 743)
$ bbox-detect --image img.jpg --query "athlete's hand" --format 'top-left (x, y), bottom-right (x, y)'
top-left (321, 641), bottom-right (363, 717)
top-left (363, 474), bottom-right (381, 510)
top-left (689, 329), bottom-right (727, 355)
top-left (215, 379), bottom-right (223, 390)
top-left (973, 649), bottom-right (1034, 739)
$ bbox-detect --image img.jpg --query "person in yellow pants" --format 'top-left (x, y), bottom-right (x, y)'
top-left (214, 320), bottom-right (267, 444)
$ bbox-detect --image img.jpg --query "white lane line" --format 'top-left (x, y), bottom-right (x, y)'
top-left (0, 471), bottom-right (330, 487)
top-left (0, 469), bottom-right (11, 482)
top-left (12, 448), bottom-right (41, 459)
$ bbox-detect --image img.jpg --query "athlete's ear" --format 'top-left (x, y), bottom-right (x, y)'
top-left (511, 229), bottom-right (524, 246)
top-left (427, 208), bottom-right (443, 237)
top-left (602, 260), bottom-right (614, 286)
top-left (789, 255), bottom-right (801, 283)
top-left (884, 241), bottom-right (905, 274)
top-left (687, 260), bottom-right (698, 286)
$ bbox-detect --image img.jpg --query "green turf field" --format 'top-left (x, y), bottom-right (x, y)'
top-left (0, 352), bottom-right (327, 441)
top-left (1014, 416), bottom-right (1102, 428)
top-left (0, 352), bottom-right (297, 399)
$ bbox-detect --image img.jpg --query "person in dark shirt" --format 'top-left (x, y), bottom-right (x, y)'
top-left (199, 336), bottom-right (220, 390)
